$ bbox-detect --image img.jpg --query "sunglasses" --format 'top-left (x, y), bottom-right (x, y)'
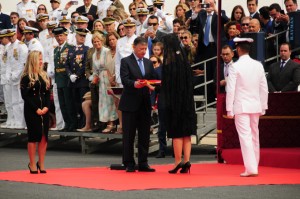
top-left (180, 36), bottom-right (188, 40)
top-left (148, 23), bottom-right (158, 26)
top-left (151, 61), bottom-right (158, 64)
top-left (38, 8), bottom-right (46, 10)
top-left (130, 8), bottom-right (136, 11)
top-left (241, 23), bottom-right (249, 26)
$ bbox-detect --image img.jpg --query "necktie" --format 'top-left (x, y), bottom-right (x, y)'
top-left (280, 61), bottom-right (285, 71)
top-left (138, 59), bottom-right (145, 76)
top-left (204, 14), bottom-right (212, 46)
top-left (58, 46), bottom-right (61, 52)
top-left (224, 63), bottom-right (229, 77)
top-left (148, 38), bottom-right (153, 56)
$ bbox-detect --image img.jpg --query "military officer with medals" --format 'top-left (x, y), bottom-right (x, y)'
top-left (136, 8), bottom-right (149, 36)
top-left (44, 21), bottom-right (65, 131)
top-left (49, 0), bottom-right (63, 23)
top-left (17, 0), bottom-right (37, 22)
top-left (7, 29), bottom-right (28, 129)
top-left (53, 27), bottom-right (77, 132)
top-left (115, 17), bottom-right (150, 87)
top-left (0, 30), bottom-right (12, 128)
top-left (65, 28), bottom-right (90, 129)
top-left (70, 16), bottom-right (93, 47)
top-left (58, 15), bottom-right (74, 44)
top-left (23, 26), bottom-right (44, 59)
top-left (37, 13), bottom-right (50, 49)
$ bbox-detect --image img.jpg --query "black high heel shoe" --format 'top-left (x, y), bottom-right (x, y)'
top-left (36, 162), bottom-right (47, 173)
top-left (180, 161), bottom-right (191, 174)
top-left (28, 163), bottom-right (38, 174)
top-left (168, 162), bottom-right (184, 174)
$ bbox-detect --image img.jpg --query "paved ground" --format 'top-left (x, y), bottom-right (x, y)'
top-left (0, 140), bottom-right (299, 199)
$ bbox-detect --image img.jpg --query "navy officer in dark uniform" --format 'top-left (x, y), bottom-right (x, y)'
top-left (53, 27), bottom-right (77, 132)
top-left (65, 28), bottom-right (90, 129)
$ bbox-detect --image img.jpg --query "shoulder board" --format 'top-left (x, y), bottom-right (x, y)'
top-left (19, 41), bottom-right (25, 44)
top-left (31, 1), bottom-right (36, 3)
top-left (58, 10), bottom-right (62, 12)
top-left (32, 41), bottom-right (36, 44)
top-left (67, 43), bottom-right (74, 47)
top-left (17, 2), bottom-right (21, 5)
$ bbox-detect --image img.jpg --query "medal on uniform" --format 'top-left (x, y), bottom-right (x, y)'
top-left (13, 49), bottom-right (18, 60)
top-left (2, 52), bottom-right (7, 63)
top-left (76, 54), bottom-right (82, 65)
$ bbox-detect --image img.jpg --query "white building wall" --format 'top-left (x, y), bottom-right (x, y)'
top-left (2, 0), bottom-right (288, 17)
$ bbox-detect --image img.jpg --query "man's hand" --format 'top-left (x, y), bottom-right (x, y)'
top-left (227, 111), bottom-right (234, 119)
top-left (87, 14), bottom-right (94, 21)
top-left (134, 80), bottom-right (147, 88)
top-left (220, 80), bottom-right (226, 86)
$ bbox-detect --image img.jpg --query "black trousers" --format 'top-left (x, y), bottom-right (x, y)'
top-left (57, 87), bottom-right (77, 129)
top-left (122, 103), bottom-right (151, 167)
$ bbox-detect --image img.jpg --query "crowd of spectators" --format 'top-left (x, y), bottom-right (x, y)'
top-left (0, 0), bottom-right (299, 139)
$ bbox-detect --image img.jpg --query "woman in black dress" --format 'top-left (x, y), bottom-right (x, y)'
top-left (160, 34), bottom-right (197, 173)
top-left (20, 51), bottom-right (51, 174)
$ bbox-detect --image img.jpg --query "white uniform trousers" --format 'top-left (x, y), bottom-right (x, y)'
top-left (53, 83), bottom-right (64, 130)
top-left (3, 84), bottom-right (13, 127)
top-left (234, 113), bottom-right (260, 174)
top-left (11, 84), bottom-right (25, 128)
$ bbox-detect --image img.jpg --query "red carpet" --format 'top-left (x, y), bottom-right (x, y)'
top-left (1, 163), bottom-right (300, 191)
top-left (221, 148), bottom-right (300, 169)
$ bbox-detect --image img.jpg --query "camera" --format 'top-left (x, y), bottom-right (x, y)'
top-left (201, 3), bottom-right (210, 9)
top-left (71, 0), bottom-right (78, 5)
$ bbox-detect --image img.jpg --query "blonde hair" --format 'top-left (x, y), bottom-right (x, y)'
top-left (22, 51), bottom-right (50, 88)
top-left (92, 32), bottom-right (106, 44)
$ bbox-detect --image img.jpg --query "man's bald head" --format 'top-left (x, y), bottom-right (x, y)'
top-left (249, 18), bottom-right (260, 32)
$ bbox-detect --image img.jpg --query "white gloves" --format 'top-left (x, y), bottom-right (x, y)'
top-left (88, 74), bottom-right (94, 81)
top-left (156, 9), bottom-right (166, 19)
top-left (70, 74), bottom-right (77, 83)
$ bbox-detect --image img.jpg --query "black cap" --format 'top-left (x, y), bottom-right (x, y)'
top-left (52, 27), bottom-right (68, 35)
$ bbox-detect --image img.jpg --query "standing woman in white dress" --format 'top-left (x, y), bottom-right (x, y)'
top-left (91, 32), bottom-right (118, 133)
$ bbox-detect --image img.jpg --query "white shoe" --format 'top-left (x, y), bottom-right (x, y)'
top-left (50, 127), bottom-right (58, 131)
top-left (240, 172), bottom-right (258, 177)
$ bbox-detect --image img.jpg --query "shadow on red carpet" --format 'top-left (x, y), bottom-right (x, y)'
top-left (1, 163), bottom-right (300, 191)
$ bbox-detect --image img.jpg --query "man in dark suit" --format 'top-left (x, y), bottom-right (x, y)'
top-left (76, 0), bottom-right (97, 31)
top-left (193, 0), bottom-right (229, 103)
top-left (214, 45), bottom-right (234, 93)
top-left (143, 15), bottom-right (166, 56)
top-left (185, 0), bottom-right (200, 34)
top-left (119, 37), bottom-right (157, 172)
top-left (247, 0), bottom-right (260, 20)
top-left (0, 3), bottom-right (12, 30)
top-left (267, 42), bottom-right (300, 92)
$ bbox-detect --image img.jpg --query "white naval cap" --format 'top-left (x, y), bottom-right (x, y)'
top-left (233, 37), bottom-right (254, 43)
top-left (75, 16), bottom-right (89, 23)
top-left (23, 26), bottom-right (39, 33)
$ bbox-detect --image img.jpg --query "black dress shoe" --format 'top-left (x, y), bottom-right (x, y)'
top-left (155, 152), bottom-right (165, 158)
top-left (138, 166), bottom-right (156, 172)
top-left (126, 166), bottom-right (136, 172)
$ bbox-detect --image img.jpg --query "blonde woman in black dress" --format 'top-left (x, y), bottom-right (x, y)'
top-left (20, 51), bottom-right (51, 174)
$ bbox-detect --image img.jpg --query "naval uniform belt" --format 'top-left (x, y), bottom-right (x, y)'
top-left (56, 68), bottom-right (66, 73)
